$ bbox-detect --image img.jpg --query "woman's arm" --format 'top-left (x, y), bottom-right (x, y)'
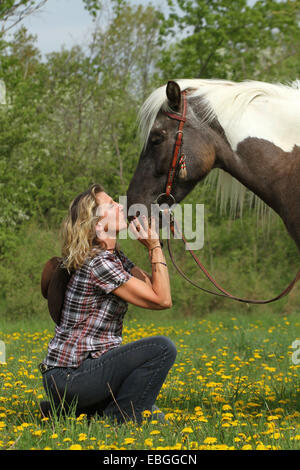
top-left (112, 216), bottom-right (172, 310)
top-left (131, 266), bottom-right (152, 287)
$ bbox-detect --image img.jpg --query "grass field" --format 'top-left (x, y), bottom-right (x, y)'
top-left (0, 311), bottom-right (300, 451)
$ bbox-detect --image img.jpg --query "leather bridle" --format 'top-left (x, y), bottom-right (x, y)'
top-left (155, 90), bottom-right (300, 304)
top-left (155, 90), bottom-right (188, 207)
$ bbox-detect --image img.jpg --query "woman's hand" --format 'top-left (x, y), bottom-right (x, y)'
top-left (129, 216), bottom-right (160, 251)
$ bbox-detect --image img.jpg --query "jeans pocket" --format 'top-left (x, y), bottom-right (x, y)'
top-left (43, 368), bottom-right (74, 402)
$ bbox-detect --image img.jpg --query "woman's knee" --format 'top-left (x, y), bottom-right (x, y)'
top-left (152, 335), bottom-right (177, 362)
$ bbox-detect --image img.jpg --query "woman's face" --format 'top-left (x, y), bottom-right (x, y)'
top-left (95, 192), bottom-right (127, 237)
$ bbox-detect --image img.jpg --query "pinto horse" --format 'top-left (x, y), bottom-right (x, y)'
top-left (126, 79), bottom-right (300, 302)
top-left (127, 79), bottom-right (300, 252)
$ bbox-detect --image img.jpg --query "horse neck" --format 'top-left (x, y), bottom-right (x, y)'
top-left (215, 134), bottom-right (300, 251)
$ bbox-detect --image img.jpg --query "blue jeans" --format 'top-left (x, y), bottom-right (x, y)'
top-left (42, 335), bottom-right (177, 424)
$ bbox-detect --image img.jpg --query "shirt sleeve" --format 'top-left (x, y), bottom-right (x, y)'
top-left (91, 252), bottom-right (132, 294)
top-left (116, 249), bottom-right (135, 273)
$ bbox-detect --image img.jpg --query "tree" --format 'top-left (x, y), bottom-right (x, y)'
top-left (0, 0), bottom-right (163, 247)
top-left (0, 0), bottom-right (48, 35)
top-left (158, 0), bottom-right (300, 81)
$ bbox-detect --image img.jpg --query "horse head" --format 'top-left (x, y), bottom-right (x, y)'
top-left (127, 80), bottom-right (231, 218)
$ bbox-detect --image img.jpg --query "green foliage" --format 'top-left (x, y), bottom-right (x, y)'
top-left (158, 0), bottom-right (300, 81)
top-left (0, 0), bottom-right (300, 320)
top-left (0, 222), bottom-right (60, 319)
top-left (0, 0), bottom-right (47, 37)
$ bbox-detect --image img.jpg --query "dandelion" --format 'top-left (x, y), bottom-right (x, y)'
top-left (181, 427), bottom-right (193, 433)
top-left (142, 410), bottom-right (152, 418)
top-left (267, 415), bottom-right (279, 421)
top-left (69, 444), bottom-right (82, 450)
top-left (144, 438), bottom-right (153, 447)
top-left (242, 444), bottom-right (252, 450)
top-left (256, 444), bottom-right (268, 450)
top-left (123, 438), bottom-right (136, 445)
top-left (222, 404), bottom-right (232, 411)
top-left (76, 414), bottom-right (86, 421)
top-left (164, 412), bottom-right (175, 421)
top-left (150, 430), bottom-right (160, 435)
top-left (204, 437), bottom-right (217, 444)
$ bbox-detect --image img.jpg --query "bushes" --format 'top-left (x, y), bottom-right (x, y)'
top-left (0, 222), bottom-right (60, 320)
top-left (0, 209), bottom-right (299, 321)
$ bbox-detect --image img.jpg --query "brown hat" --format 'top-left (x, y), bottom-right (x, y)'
top-left (41, 257), bottom-right (72, 325)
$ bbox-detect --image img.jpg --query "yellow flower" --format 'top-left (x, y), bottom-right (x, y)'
top-left (144, 438), bottom-right (153, 447)
top-left (150, 430), bottom-right (160, 435)
top-left (69, 444), bottom-right (82, 450)
top-left (76, 414), bottom-right (86, 421)
top-left (242, 444), bottom-right (252, 450)
top-left (204, 437), bottom-right (217, 444)
top-left (222, 404), bottom-right (232, 411)
top-left (267, 415), bottom-right (279, 421)
top-left (51, 433), bottom-right (58, 439)
top-left (123, 438), bottom-right (136, 444)
top-left (215, 444), bottom-right (231, 450)
top-left (181, 427), bottom-right (193, 433)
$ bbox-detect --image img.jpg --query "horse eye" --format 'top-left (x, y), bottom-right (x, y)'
top-left (150, 132), bottom-right (165, 145)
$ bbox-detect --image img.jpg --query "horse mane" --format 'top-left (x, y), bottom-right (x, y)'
top-left (138, 78), bottom-right (300, 220)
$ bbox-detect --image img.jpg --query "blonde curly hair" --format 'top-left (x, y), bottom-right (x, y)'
top-left (61, 184), bottom-right (106, 271)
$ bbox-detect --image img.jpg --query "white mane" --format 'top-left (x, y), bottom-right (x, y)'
top-left (138, 78), bottom-right (300, 219)
top-left (139, 78), bottom-right (300, 148)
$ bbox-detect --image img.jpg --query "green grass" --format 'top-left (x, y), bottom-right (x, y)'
top-left (0, 311), bottom-right (300, 450)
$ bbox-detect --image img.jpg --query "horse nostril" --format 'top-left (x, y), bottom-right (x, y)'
top-left (127, 210), bottom-right (140, 223)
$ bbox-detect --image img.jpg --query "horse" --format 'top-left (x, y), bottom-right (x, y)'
top-left (127, 79), bottom-right (300, 253)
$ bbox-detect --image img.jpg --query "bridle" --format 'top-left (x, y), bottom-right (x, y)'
top-left (155, 90), bottom-right (188, 208)
top-left (154, 90), bottom-right (300, 304)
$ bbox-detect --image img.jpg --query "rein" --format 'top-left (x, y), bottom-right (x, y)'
top-left (167, 215), bottom-right (300, 304)
top-left (159, 91), bottom-right (300, 304)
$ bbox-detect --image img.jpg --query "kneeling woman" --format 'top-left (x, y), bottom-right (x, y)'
top-left (40, 184), bottom-right (176, 424)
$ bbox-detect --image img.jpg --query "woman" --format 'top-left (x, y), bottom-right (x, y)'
top-left (40, 183), bottom-right (176, 424)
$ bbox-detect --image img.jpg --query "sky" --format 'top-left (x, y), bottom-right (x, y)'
top-left (7, 0), bottom-right (95, 57)
top-left (6, 0), bottom-right (257, 59)
top-left (6, 0), bottom-right (164, 59)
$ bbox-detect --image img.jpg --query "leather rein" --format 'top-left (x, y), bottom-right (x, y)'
top-left (158, 91), bottom-right (300, 304)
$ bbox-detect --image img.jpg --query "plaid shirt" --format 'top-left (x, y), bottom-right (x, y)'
top-left (44, 249), bottom-right (135, 368)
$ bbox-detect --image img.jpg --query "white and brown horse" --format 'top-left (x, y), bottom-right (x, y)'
top-left (127, 79), bottom-right (300, 252)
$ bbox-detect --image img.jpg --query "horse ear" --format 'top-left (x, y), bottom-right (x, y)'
top-left (166, 81), bottom-right (181, 111)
